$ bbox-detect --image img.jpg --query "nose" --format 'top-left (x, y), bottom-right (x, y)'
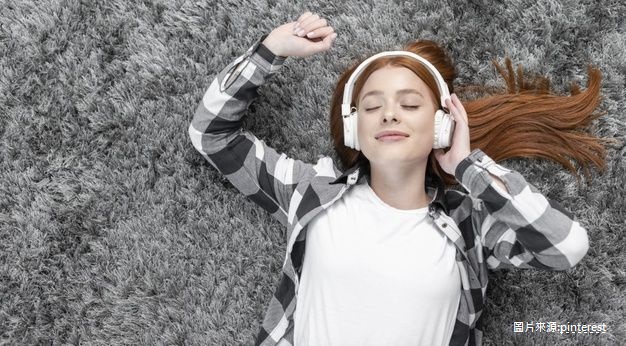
top-left (382, 111), bottom-right (397, 123)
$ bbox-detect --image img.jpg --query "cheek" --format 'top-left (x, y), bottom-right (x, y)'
top-left (356, 115), bottom-right (373, 138)
top-left (356, 116), bottom-right (377, 155)
top-left (412, 115), bottom-right (435, 135)
top-left (425, 119), bottom-right (436, 135)
top-left (409, 116), bottom-right (436, 150)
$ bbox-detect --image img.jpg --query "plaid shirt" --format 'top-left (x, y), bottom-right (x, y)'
top-left (188, 33), bottom-right (589, 346)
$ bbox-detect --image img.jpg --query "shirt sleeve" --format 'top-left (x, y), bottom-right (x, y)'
top-left (454, 148), bottom-right (590, 271)
top-left (188, 33), bottom-right (316, 227)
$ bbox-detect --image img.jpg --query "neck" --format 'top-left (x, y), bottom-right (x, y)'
top-left (368, 160), bottom-right (431, 210)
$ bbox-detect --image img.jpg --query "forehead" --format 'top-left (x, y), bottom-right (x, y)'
top-left (359, 66), bottom-right (430, 98)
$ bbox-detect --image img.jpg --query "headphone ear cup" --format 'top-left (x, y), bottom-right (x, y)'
top-left (351, 111), bottom-right (360, 151)
top-left (433, 110), bottom-right (455, 149)
top-left (343, 114), bottom-right (352, 148)
top-left (343, 111), bottom-right (360, 150)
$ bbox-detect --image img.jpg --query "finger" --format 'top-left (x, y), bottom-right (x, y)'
top-left (306, 32), bottom-right (336, 54)
top-left (445, 97), bottom-right (455, 116)
top-left (451, 94), bottom-right (465, 114)
top-left (298, 12), bottom-right (320, 29)
top-left (450, 105), bottom-right (463, 124)
top-left (295, 13), bottom-right (319, 34)
top-left (295, 18), bottom-right (328, 37)
top-left (446, 96), bottom-right (466, 125)
top-left (305, 25), bottom-right (334, 39)
top-left (294, 12), bottom-right (313, 30)
top-left (433, 148), bottom-right (445, 160)
top-left (445, 96), bottom-right (453, 109)
top-left (300, 17), bottom-right (328, 36)
top-left (451, 94), bottom-right (468, 123)
top-left (316, 32), bottom-right (337, 50)
top-left (297, 11), bottom-right (313, 22)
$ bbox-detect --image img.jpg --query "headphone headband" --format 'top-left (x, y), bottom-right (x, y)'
top-left (342, 51), bottom-right (451, 116)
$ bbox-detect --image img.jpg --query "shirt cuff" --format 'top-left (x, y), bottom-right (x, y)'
top-left (454, 149), bottom-right (487, 180)
top-left (248, 33), bottom-right (287, 74)
top-left (454, 148), bottom-right (512, 196)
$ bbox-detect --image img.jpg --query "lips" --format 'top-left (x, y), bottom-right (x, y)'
top-left (375, 130), bottom-right (409, 140)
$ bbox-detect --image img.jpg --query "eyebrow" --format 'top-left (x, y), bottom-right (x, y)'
top-left (360, 89), bottom-right (424, 102)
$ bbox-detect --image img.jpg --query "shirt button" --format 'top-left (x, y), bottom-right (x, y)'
top-left (442, 223), bottom-right (448, 228)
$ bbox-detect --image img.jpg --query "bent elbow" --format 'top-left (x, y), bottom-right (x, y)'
top-left (552, 221), bottom-right (590, 270)
top-left (188, 123), bottom-right (201, 152)
top-left (569, 224), bottom-right (590, 267)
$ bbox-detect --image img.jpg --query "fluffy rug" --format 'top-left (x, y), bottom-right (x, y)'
top-left (0, 0), bottom-right (624, 344)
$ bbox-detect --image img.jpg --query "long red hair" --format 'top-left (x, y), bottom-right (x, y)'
top-left (329, 39), bottom-right (608, 185)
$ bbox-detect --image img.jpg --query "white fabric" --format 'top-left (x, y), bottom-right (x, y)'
top-left (294, 182), bottom-right (461, 346)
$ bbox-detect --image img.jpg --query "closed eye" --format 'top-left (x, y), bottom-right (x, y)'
top-left (364, 106), bottom-right (419, 111)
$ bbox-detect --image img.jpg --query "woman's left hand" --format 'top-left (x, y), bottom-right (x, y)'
top-left (433, 93), bottom-right (471, 176)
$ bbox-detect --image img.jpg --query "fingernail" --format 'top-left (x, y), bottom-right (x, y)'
top-left (298, 29), bottom-right (305, 36)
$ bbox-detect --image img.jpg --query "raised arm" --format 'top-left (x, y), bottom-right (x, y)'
top-left (453, 149), bottom-right (590, 271)
top-left (435, 91), bottom-right (588, 271)
top-left (188, 12), bottom-right (338, 226)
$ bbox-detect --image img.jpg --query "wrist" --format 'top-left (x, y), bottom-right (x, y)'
top-left (449, 151), bottom-right (471, 175)
top-left (261, 35), bottom-right (285, 58)
top-left (454, 149), bottom-right (486, 181)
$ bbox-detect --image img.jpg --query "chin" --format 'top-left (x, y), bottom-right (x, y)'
top-left (369, 154), bottom-right (428, 167)
top-left (363, 139), bottom-right (431, 162)
top-left (376, 145), bottom-right (431, 157)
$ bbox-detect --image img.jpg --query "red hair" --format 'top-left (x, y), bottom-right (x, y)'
top-left (329, 39), bottom-right (608, 185)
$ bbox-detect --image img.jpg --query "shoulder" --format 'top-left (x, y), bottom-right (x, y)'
top-left (444, 186), bottom-right (474, 211)
top-left (292, 155), bottom-right (344, 195)
top-left (443, 186), bottom-right (484, 222)
top-left (442, 186), bottom-right (486, 253)
top-left (312, 155), bottom-right (342, 179)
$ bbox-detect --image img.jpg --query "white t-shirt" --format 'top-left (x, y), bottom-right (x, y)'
top-left (293, 182), bottom-right (461, 346)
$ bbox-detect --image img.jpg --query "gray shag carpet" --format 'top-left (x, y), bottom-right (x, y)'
top-left (0, 0), bottom-right (624, 345)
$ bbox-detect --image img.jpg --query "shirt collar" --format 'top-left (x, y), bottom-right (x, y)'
top-left (329, 161), bottom-right (449, 214)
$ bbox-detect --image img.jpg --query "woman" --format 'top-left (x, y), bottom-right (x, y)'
top-left (189, 11), bottom-right (604, 346)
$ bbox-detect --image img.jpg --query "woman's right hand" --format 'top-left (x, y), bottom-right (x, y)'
top-left (261, 11), bottom-right (337, 58)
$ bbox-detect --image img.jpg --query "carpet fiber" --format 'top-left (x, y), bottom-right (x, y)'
top-left (0, 0), bottom-right (624, 344)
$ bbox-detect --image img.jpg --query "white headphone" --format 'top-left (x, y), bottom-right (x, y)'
top-left (342, 51), bottom-right (455, 151)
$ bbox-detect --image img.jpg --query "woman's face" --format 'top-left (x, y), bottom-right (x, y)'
top-left (356, 65), bottom-right (439, 166)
